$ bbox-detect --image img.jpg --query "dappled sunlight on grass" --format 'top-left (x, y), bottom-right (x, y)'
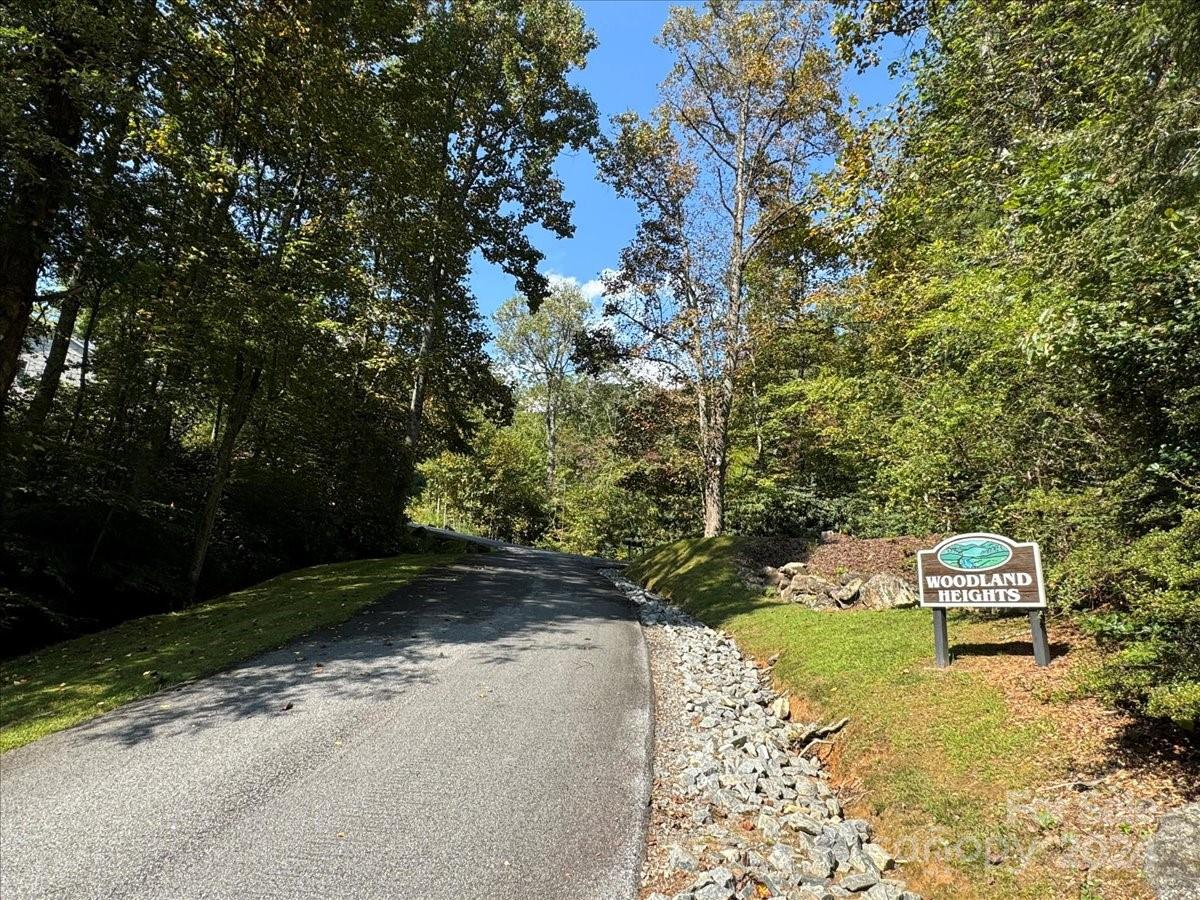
top-left (0, 552), bottom-right (459, 752)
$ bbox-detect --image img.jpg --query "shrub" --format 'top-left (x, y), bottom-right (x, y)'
top-left (1079, 508), bottom-right (1200, 729)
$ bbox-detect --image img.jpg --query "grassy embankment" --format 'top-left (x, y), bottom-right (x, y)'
top-left (629, 536), bottom-right (1148, 900)
top-left (0, 551), bottom-right (462, 753)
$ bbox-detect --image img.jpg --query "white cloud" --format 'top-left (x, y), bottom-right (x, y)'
top-left (545, 270), bottom-right (609, 303)
top-left (579, 277), bottom-right (606, 302)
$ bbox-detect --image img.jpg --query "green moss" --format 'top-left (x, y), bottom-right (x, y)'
top-left (0, 552), bottom-right (460, 752)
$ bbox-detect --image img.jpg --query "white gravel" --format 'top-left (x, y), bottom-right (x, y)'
top-left (604, 570), bottom-right (921, 900)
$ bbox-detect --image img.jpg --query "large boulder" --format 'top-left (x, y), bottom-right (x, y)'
top-left (857, 574), bottom-right (918, 610)
top-left (782, 573), bottom-right (840, 607)
top-left (793, 593), bottom-right (840, 610)
top-left (790, 573), bottom-right (838, 595)
top-left (831, 578), bottom-right (864, 606)
top-left (761, 565), bottom-right (787, 589)
top-left (1145, 802), bottom-right (1200, 900)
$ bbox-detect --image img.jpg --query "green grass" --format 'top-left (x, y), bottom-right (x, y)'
top-left (0, 551), bottom-right (460, 753)
top-left (630, 536), bottom-right (1068, 899)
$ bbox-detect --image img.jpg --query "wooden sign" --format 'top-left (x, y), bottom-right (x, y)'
top-left (917, 533), bottom-right (1050, 668)
top-left (917, 533), bottom-right (1046, 609)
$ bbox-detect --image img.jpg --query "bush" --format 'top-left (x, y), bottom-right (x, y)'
top-left (1078, 507), bottom-right (1200, 729)
top-left (726, 476), bottom-right (849, 536)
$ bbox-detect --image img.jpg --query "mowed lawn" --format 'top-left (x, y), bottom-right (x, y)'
top-left (629, 537), bottom-right (1092, 900)
top-left (0, 552), bottom-right (461, 753)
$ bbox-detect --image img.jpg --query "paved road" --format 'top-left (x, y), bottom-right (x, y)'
top-left (0, 544), bottom-right (650, 899)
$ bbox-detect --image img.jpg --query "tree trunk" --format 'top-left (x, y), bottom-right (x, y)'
top-left (0, 41), bottom-right (85, 408)
top-left (696, 379), bottom-right (730, 538)
top-left (24, 285), bottom-right (84, 431)
top-left (0, 243), bottom-right (40, 410)
top-left (406, 286), bottom-right (442, 453)
top-left (211, 397), bottom-right (223, 443)
top-left (185, 363), bottom-right (262, 603)
top-left (66, 292), bottom-right (99, 443)
top-left (702, 464), bottom-right (725, 537)
top-left (698, 89), bottom-right (748, 539)
top-left (701, 429), bottom-right (728, 537)
top-left (407, 322), bottom-right (432, 452)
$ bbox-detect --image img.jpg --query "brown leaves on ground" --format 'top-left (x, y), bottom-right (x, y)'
top-left (739, 532), bottom-right (940, 583)
top-left (845, 614), bottom-right (1192, 897)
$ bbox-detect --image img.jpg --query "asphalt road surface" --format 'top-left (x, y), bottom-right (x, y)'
top-left (0, 543), bottom-right (651, 899)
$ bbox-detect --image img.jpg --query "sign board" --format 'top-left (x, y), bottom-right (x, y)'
top-left (917, 533), bottom-right (1046, 608)
top-left (917, 533), bottom-right (1050, 668)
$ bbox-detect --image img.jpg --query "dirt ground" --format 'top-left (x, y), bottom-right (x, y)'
top-left (735, 532), bottom-right (1198, 899)
top-left (739, 532), bottom-right (939, 583)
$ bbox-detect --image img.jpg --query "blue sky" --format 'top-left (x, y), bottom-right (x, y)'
top-left (468, 0), bottom-right (907, 323)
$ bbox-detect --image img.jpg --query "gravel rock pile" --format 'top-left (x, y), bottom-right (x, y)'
top-left (603, 570), bottom-right (919, 900)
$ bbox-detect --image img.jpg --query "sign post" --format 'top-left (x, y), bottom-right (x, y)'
top-left (917, 533), bottom-right (1049, 668)
top-left (1029, 611), bottom-right (1050, 666)
top-left (932, 608), bottom-right (950, 668)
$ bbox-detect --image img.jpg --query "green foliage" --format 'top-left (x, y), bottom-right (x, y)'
top-left (1078, 509), bottom-right (1200, 728)
top-left (551, 471), bottom-right (638, 556)
top-left (493, 282), bottom-right (592, 501)
top-left (415, 277), bottom-right (706, 557)
top-left (414, 418), bottom-right (550, 545)
top-left (736, 0), bottom-right (1200, 726)
top-left (1, 0), bottom-right (595, 646)
top-left (413, 375), bottom-right (705, 557)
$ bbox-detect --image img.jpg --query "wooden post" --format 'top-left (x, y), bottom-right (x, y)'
top-left (932, 608), bottom-right (950, 668)
top-left (1029, 610), bottom-right (1051, 666)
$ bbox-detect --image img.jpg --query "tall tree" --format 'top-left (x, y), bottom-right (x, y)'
top-left (0, 0), bottom-right (597, 630)
top-left (386, 0), bottom-right (598, 458)
top-left (0, 1), bottom-right (150, 411)
top-left (598, 0), bottom-right (843, 536)
top-left (494, 282), bottom-right (590, 496)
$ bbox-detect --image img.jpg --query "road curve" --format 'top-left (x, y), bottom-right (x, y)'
top-left (0, 544), bottom-right (651, 899)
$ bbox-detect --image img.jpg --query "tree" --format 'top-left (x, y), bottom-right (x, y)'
top-left (808, 0), bottom-right (1200, 725)
top-left (598, 0), bottom-right (843, 536)
top-left (384, 0), bottom-right (598, 459)
top-left (414, 420), bottom-right (550, 544)
top-left (0, 0), bottom-right (597, 641)
top-left (494, 282), bottom-right (591, 496)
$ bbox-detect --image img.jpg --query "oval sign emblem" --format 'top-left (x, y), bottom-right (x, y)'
top-left (937, 538), bottom-right (1012, 572)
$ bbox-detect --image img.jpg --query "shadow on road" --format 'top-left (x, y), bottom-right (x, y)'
top-left (64, 547), bottom-right (630, 748)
